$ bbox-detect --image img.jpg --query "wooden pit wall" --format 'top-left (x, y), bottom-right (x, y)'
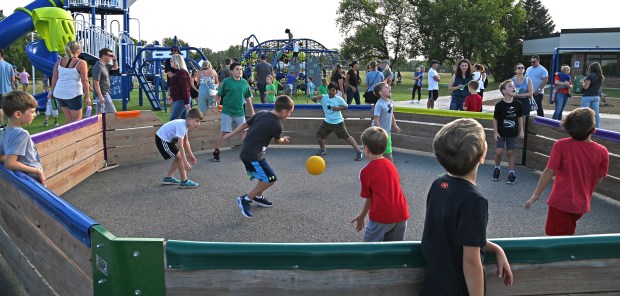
top-left (525, 117), bottom-right (620, 200)
top-left (37, 115), bottom-right (106, 196)
top-left (0, 176), bottom-right (93, 295)
top-left (104, 110), bottom-right (242, 166)
top-left (164, 259), bottom-right (620, 296)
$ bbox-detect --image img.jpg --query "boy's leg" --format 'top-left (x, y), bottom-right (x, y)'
top-left (384, 135), bottom-right (393, 162)
top-left (545, 206), bottom-right (583, 236)
top-left (383, 221), bottom-right (407, 241)
top-left (506, 149), bottom-right (515, 170)
top-left (248, 181), bottom-right (274, 200)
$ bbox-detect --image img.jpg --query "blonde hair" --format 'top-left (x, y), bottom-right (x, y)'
top-left (64, 41), bottom-right (82, 57)
top-left (171, 54), bottom-right (188, 72)
top-left (201, 60), bottom-right (212, 70)
top-left (560, 65), bottom-right (571, 73)
top-left (361, 127), bottom-right (388, 155)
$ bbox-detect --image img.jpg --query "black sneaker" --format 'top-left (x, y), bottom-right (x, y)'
top-left (253, 196), bottom-right (273, 207)
top-left (212, 148), bottom-right (220, 162)
top-left (355, 149), bottom-right (363, 161)
top-left (237, 196), bottom-right (252, 218)
top-left (507, 172), bottom-right (516, 185)
top-left (492, 168), bottom-right (500, 181)
top-left (315, 148), bottom-right (327, 156)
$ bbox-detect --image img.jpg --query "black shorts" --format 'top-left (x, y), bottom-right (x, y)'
top-left (293, 52), bottom-right (299, 57)
top-left (317, 121), bottom-right (350, 139)
top-left (155, 135), bottom-right (179, 160)
top-left (242, 158), bottom-right (277, 183)
top-left (428, 89), bottom-right (439, 101)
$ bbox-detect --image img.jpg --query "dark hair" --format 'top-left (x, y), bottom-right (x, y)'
top-left (433, 118), bottom-right (486, 176)
top-left (531, 55), bottom-right (540, 61)
top-left (361, 127), bottom-right (388, 155)
top-left (98, 48), bottom-right (112, 58)
top-left (499, 79), bottom-right (513, 95)
top-left (468, 80), bottom-right (479, 90)
top-left (1, 91), bottom-right (38, 117)
top-left (274, 95), bottom-right (294, 112)
top-left (349, 60), bottom-right (359, 67)
top-left (430, 60), bottom-right (439, 66)
top-left (327, 82), bottom-right (339, 90)
top-left (230, 62), bottom-right (241, 71)
top-left (456, 59), bottom-right (472, 78)
top-left (285, 28), bottom-right (291, 34)
top-left (562, 107), bottom-right (595, 140)
top-left (224, 58), bottom-right (232, 65)
top-left (588, 62), bottom-right (604, 80)
top-left (187, 108), bottom-right (204, 120)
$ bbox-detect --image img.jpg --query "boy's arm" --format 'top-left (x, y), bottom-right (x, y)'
top-left (373, 115), bottom-right (380, 127)
top-left (245, 96), bottom-right (255, 116)
top-left (274, 135), bottom-right (291, 144)
top-left (486, 241), bottom-right (513, 287)
top-left (492, 118), bottom-right (499, 140)
top-left (525, 167), bottom-right (555, 208)
top-left (518, 115), bottom-right (524, 138)
top-left (463, 246), bottom-right (484, 296)
top-left (350, 198), bottom-right (371, 232)
top-left (175, 137), bottom-right (191, 171)
top-left (391, 111), bottom-right (400, 133)
top-left (3, 155), bottom-right (46, 185)
top-left (223, 122), bottom-right (250, 140)
top-left (183, 133), bottom-right (196, 165)
top-left (311, 95), bottom-right (322, 102)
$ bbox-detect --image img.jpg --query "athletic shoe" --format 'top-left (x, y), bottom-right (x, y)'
top-left (212, 148), bottom-right (220, 162)
top-left (44, 120), bottom-right (49, 127)
top-left (179, 179), bottom-right (199, 188)
top-left (162, 176), bottom-right (181, 185)
top-left (507, 172), bottom-right (516, 185)
top-left (237, 196), bottom-right (253, 218)
top-left (315, 148), bottom-right (328, 156)
top-left (355, 149), bottom-right (363, 161)
top-left (492, 168), bottom-right (501, 181)
top-left (253, 196), bottom-right (273, 207)
top-left (54, 121), bottom-right (59, 127)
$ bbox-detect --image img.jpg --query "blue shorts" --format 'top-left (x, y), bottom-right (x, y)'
top-left (496, 136), bottom-right (518, 150)
top-left (56, 95), bottom-right (83, 111)
top-left (242, 158), bottom-right (277, 183)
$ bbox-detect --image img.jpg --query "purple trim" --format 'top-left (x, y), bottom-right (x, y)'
top-left (533, 116), bottom-right (620, 142)
top-left (253, 103), bottom-right (372, 111)
top-left (32, 116), bottom-right (100, 144)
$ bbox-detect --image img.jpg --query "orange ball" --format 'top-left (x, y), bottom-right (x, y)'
top-left (306, 156), bottom-right (326, 175)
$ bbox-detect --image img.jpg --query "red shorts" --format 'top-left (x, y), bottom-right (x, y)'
top-left (545, 206), bottom-right (583, 236)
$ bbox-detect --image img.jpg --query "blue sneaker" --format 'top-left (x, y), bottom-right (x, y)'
top-left (237, 196), bottom-right (252, 218)
top-left (179, 179), bottom-right (199, 188)
top-left (253, 196), bottom-right (273, 207)
top-left (162, 176), bottom-right (181, 185)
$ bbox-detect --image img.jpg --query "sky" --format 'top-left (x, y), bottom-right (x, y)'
top-left (1, 0), bottom-right (617, 52)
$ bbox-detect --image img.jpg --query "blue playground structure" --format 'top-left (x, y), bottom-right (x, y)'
top-left (0, 0), bottom-right (208, 112)
top-left (240, 35), bottom-right (348, 93)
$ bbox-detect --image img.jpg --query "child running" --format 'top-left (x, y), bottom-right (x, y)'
top-left (421, 118), bottom-right (513, 294)
top-left (372, 82), bottom-right (400, 162)
top-left (224, 95), bottom-right (295, 218)
top-left (312, 82), bottom-right (363, 160)
top-left (155, 108), bottom-right (203, 188)
top-left (0, 91), bottom-right (45, 185)
top-left (525, 108), bottom-right (609, 236)
top-left (492, 80), bottom-right (524, 184)
top-left (351, 126), bottom-right (409, 242)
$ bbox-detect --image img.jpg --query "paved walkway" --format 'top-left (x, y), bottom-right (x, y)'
top-left (395, 88), bottom-right (620, 132)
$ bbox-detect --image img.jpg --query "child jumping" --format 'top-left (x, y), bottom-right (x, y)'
top-left (351, 126), bottom-right (409, 242)
top-left (372, 82), bottom-right (400, 162)
top-left (0, 91), bottom-right (46, 185)
top-left (312, 82), bottom-right (363, 161)
top-left (224, 95), bottom-right (295, 218)
top-left (492, 80), bottom-right (524, 184)
top-left (155, 108), bottom-right (203, 188)
top-left (525, 107), bottom-right (609, 236)
top-left (421, 118), bottom-right (513, 294)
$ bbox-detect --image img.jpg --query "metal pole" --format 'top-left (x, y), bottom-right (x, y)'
top-left (31, 32), bottom-right (36, 95)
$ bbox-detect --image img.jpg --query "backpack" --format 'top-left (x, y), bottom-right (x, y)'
top-left (483, 75), bottom-right (489, 88)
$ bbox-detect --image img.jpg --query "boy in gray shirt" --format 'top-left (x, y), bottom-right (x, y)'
top-left (0, 91), bottom-right (45, 184)
top-left (92, 48), bottom-right (118, 114)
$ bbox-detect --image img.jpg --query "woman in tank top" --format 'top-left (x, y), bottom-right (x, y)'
top-left (448, 59), bottom-right (473, 111)
top-left (511, 63), bottom-right (534, 116)
top-left (195, 60), bottom-right (219, 114)
top-left (49, 41), bottom-right (91, 123)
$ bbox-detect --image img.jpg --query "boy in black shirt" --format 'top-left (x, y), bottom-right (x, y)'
top-left (492, 80), bottom-right (524, 184)
top-left (421, 118), bottom-right (513, 295)
top-left (223, 95), bottom-right (294, 218)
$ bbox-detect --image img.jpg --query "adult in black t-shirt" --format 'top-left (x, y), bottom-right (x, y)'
top-left (330, 64), bottom-right (345, 97)
top-left (421, 175), bottom-right (488, 295)
top-left (345, 60), bottom-right (361, 105)
top-left (581, 62), bottom-right (604, 128)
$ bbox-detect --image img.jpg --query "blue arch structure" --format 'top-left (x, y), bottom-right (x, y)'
top-left (240, 37), bottom-right (348, 81)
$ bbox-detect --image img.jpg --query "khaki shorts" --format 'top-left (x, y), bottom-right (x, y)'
top-left (317, 121), bottom-right (350, 139)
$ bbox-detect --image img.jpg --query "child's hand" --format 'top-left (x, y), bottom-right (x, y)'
top-left (184, 161), bottom-right (192, 171)
top-left (494, 132), bottom-right (500, 141)
top-left (223, 133), bottom-right (232, 140)
top-left (393, 125), bottom-right (401, 133)
top-left (525, 194), bottom-right (539, 209)
top-left (519, 131), bottom-right (524, 139)
top-left (281, 136), bottom-right (290, 144)
top-left (37, 169), bottom-right (47, 186)
top-left (188, 155), bottom-right (197, 165)
top-left (350, 215), bottom-right (365, 232)
top-left (495, 249), bottom-right (513, 286)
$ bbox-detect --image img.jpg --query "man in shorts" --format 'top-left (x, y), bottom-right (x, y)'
top-left (212, 62), bottom-right (255, 162)
top-left (427, 60), bottom-right (440, 109)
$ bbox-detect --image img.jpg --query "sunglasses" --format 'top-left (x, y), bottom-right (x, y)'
top-left (515, 66), bottom-right (524, 69)
top-left (530, 61), bottom-right (538, 64)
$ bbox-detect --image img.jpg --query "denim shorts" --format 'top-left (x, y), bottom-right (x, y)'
top-left (220, 113), bottom-right (246, 133)
top-left (56, 95), bottom-right (83, 111)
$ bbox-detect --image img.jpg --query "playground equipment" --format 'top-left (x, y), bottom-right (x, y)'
top-left (240, 35), bottom-right (348, 93)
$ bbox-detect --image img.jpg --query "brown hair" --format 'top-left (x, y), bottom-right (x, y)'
top-left (2, 91), bottom-right (38, 117)
top-left (361, 126), bottom-right (388, 155)
top-left (562, 107), bottom-right (595, 140)
top-left (499, 79), bottom-right (513, 95)
top-left (433, 118), bottom-right (487, 176)
top-left (373, 82), bottom-right (388, 97)
top-left (274, 95), bottom-right (294, 112)
top-left (187, 108), bottom-right (204, 120)
top-left (468, 80), bottom-right (479, 90)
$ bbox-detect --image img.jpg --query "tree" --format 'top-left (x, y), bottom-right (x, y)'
top-left (522, 0), bottom-right (555, 38)
top-left (336, 0), bottom-right (416, 68)
top-left (493, 2), bottom-right (527, 81)
top-left (413, 0), bottom-right (514, 64)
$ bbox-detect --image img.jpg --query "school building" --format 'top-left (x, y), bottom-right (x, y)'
top-left (523, 27), bottom-right (620, 88)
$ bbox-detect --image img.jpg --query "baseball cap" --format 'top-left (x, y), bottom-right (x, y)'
top-left (380, 59), bottom-right (390, 66)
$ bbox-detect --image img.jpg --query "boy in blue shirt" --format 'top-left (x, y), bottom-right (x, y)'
top-left (312, 82), bottom-right (363, 161)
top-left (0, 91), bottom-right (45, 185)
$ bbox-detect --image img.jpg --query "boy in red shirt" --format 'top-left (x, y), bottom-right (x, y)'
top-left (351, 126), bottom-right (409, 241)
top-left (525, 107), bottom-right (609, 235)
top-left (463, 80), bottom-right (482, 112)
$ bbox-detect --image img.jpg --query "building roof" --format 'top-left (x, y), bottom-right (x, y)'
top-left (523, 27), bottom-right (620, 55)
